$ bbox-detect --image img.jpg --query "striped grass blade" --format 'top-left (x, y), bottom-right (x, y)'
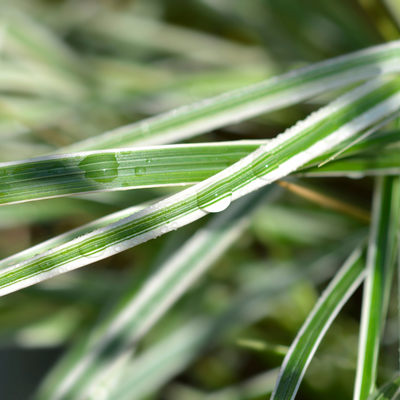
top-left (107, 245), bottom-right (349, 400)
top-left (271, 245), bottom-right (366, 400)
top-left (59, 41), bottom-right (400, 151)
top-left (0, 141), bottom-right (265, 205)
top-left (302, 129), bottom-right (400, 168)
top-left (0, 77), bottom-right (400, 296)
top-left (34, 186), bottom-right (278, 400)
top-left (0, 201), bottom-right (152, 270)
top-left (2, 132), bottom-right (398, 205)
top-left (297, 149), bottom-right (400, 178)
top-left (354, 176), bottom-right (400, 400)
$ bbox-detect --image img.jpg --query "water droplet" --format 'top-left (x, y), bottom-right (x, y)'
top-left (78, 243), bottom-right (106, 259)
top-left (251, 153), bottom-right (281, 182)
top-left (197, 185), bottom-right (232, 213)
top-left (78, 154), bottom-right (119, 183)
top-left (134, 167), bottom-right (146, 176)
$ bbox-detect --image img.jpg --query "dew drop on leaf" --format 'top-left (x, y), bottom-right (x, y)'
top-left (197, 186), bottom-right (232, 213)
top-left (78, 154), bottom-right (119, 183)
top-left (134, 167), bottom-right (147, 176)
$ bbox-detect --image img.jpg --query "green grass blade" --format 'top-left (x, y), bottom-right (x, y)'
top-left (2, 135), bottom-right (399, 205)
top-left (107, 319), bottom-right (212, 400)
top-left (301, 129), bottom-right (400, 168)
top-left (354, 176), bottom-right (400, 400)
top-left (271, 245), bottom-right (366, 400)
top-left (0, 201), bottom-right (152, 270)
top-left (0, 141), bottom-right (265, 205)
top-left (297, 149), bottom-right (400, 178)
top-left (108, 247), bottom-right (345, 400)
top-left (34, 186), bottom-right (278, 400)
top-left (1, 77), bottom-right (400, 296)
top-left (316, 111), bottom-right (400, 167)
top-left (58, 41), bottom-right (400, 151)
top-left (366, 374), bottom-right (400, 400)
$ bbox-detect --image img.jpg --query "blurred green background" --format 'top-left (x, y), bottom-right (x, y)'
top-left (0, 0), bottom-right (399, 399)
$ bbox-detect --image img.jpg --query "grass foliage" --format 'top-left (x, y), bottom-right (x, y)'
top-left (0, 1), bottom-right (399, 399)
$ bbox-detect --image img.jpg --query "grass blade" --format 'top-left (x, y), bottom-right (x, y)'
top-left (354, 176), bottom-right (400, 400)
top-left (58, 41), bottom-right (400, 151)
top-left (0, 201), bottom-right (152, 270)
top-left (3, 141), bottom-right (400, 207)
top-left (297, 149), bottom-right (400, 178)
top-left (0, 141), bottom-right (265, 205)
top-left (271, 245), bottom-right (366, 400)
top-left (34, 186), bottom-right (278, 400)
top-left (108, 246), bottom-right (347, 400)
top-left (317, 111), bottom-right (400, 167)
top-left (2, 135), bottom-right (399, 205)
top-left (301, 129), bottom-right (400, 168)
top-left (1, 77), bottom-right (400, 296)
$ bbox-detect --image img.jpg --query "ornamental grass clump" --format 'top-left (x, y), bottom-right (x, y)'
top-left (0, 1), bottom-right (399, 400)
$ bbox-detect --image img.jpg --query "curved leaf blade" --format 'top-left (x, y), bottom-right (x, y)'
top-left (354, 176), bottom-right (400, 400)
top-left (34, 186), bottom-right (278, 400)
top-left (1, 77), bottom-right (400, 296)
top-left (297, 149), bottom-right (400, 178)
top-left (0, 141), bottom-right (264, 205)
top-left (271, 245), bottom-right (366, 400)
top-left (59, 41), bottom-right (400, 151)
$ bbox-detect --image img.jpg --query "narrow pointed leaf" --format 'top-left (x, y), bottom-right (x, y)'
top-left (354, 176), bottom-right (400, 400)
top-left (59, 41), bottom-right (400, 151)
top-left (297, 149), bottom-right (400, 178)
top-left (301, 129), bottom-right (400, 168)
top-left (2, 134), bottom-right (399, 205)
top-left (0, 141), bottom-right (265, 205)
top-left (271, 245), bottom-right (366, 400)
top-left (1, 77), bottom-right (400, 296)
top-left (317, 111), bottom-right (400, 167)
top-left (108, 247), bottom-right (345, 400)
top-left (0, 201), bottom-right (151, 270)
top-left (34, 186), bottom-right (278, 400)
